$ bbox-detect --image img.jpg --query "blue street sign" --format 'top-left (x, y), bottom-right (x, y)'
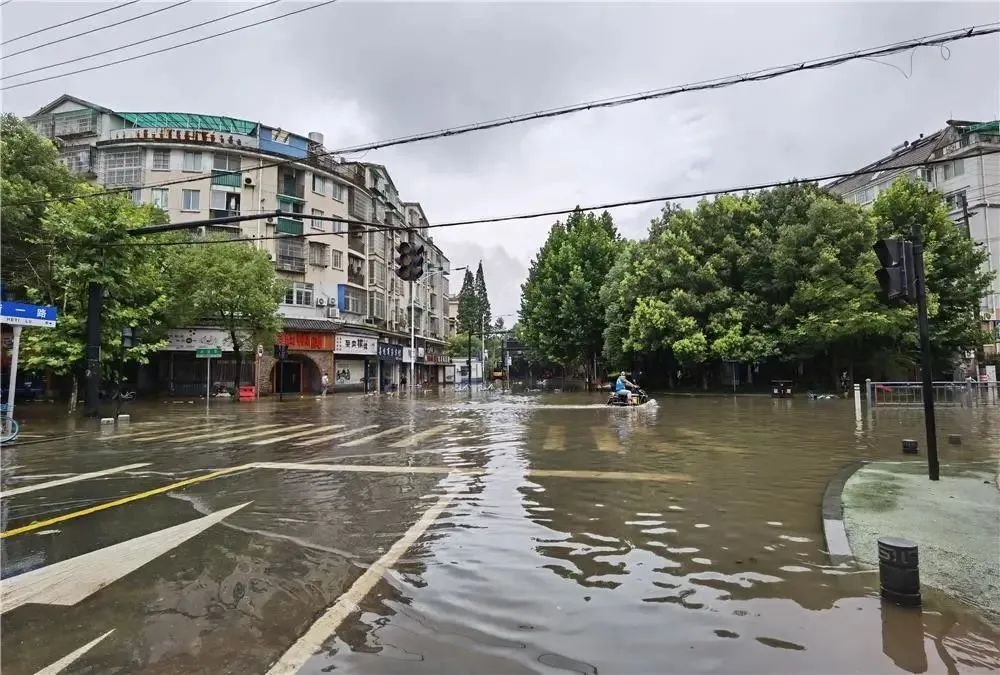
top-left (0, 301), bottom-right (58, 328)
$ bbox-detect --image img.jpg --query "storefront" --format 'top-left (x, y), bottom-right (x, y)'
top-left (334, 332), bottom-right (377, 393)
top-left (422, 344), bottom-right (446, 385)
top-left (271, 331), bottom-right (335, 394)
top-left (156, 328), bottom-right (248, 396)
top-left (377, 342), bottom-right (403, 391)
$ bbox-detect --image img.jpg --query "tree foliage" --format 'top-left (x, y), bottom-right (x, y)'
top-left (474, 261), bottom-right (491, 329)
top-left (456, 268), bottom-right (477, 334)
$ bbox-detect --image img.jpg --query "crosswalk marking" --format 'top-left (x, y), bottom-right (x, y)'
top-left (251, 425), bottom-right (345, 445)
top-left (339, 424), bottom-right (410, 448)
top-left (388, 424), bottom-right (452, 448)
top-left (293, 424), bottom-right (379, 447)
top-left (0, 463), bottom-right (150, 499)
top-left (591, 426), bottom-right (624, 453)
top-left (168, 424), bottom-right (281, 443)
top-left (209, 424), bottom-right (315, 444)
top-left (542, 426), bottom-right (566, 451)
top-left (121, 424), bottom-right (218, 441)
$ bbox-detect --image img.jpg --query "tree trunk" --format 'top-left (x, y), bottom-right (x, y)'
top-left (68, 373), bottom-right (78, 414)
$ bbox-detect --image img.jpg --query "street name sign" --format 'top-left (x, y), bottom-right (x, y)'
top-left (0, 301), bottom-right (57, 328)
top-left (196, 346), bottom-right (222, 358)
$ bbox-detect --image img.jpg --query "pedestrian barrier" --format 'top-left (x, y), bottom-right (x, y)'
top-left (866, 380), bottom-right (1000, 407)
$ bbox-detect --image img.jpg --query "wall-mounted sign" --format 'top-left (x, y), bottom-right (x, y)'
top-left (0, 302), bottom-right (57, 328)
top-left (165, 328), bottom-right (235, 352)
top-left (335, 333), bottom-right (377, 356)
top-left (278, 331), bottom-right (334, 351)
top-left (378, 342), bottom-right (403, 361)
top-left (111, 128), bottom-right (257, 148)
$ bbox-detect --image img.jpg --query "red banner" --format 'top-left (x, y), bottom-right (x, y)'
top-left (278, 332), bottom-right (335, 351)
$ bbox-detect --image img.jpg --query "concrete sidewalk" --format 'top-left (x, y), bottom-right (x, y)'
top-left (837, 460), bottom-right (1000, 615)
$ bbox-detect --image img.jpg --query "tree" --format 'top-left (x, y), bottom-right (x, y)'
top-left (474, 261), bottom-right (491, 330)
top-left (18, 188), bottom-right (174, 408)
top-left (520, 209), bottom-right (620, 380)
top-left (167, 240), bottom-right (285, 393)
top-left (456, 268), bottom-right (477, 334)
top-left (0, 114), bottom-right (80, 298)
top-left (494, 316), bottom-right (505, 330)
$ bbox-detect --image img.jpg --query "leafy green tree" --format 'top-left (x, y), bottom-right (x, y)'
top-left (167, 240), bottom-right (285, 392)
top-left (520, 209), bottom-right (620, 379)
top-left (456, 268), bottom-right (478, 334)
top-left (18, 189), bottom-right (174, 408)
top-left (0, 114), bottom-right (80, 297)
top-left (474, 261), bottom-right (491, 330)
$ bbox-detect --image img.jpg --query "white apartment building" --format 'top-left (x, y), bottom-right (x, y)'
top-left (26, 95), bottom-right (453, 394)
top-left (827, 120), bottom-right (1000, 336)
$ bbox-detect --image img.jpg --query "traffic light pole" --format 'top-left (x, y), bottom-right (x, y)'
top-left (409, 279), bottom-right (415, 392)
top-left (911, 239), bottom-right (940, 481)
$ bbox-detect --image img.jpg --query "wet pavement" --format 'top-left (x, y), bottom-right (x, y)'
top-left (1, 392), bottom-right (999, 674)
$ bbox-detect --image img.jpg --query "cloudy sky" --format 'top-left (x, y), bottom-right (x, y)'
top-left (2, 1), bottom-right (998, 319)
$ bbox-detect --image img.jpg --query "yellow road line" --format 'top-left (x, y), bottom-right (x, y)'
top-left (0, 465), bottom-right (251, 539)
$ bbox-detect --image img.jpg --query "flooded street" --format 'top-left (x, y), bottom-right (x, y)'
top-left (2, 392), bottom-right (999, 674)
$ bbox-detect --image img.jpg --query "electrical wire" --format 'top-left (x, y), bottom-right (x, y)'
top-left (2, 0), bottom-right (140, 46)
top-left (104, 148), bottom-right (1000, 248)
top-left (1, 0), bottom-right (283, 81)
top-left (0, 0), bottom-right (17, 8)
top-left (1, 0), bottom-right (194, 61)
top-left (9, 23), bottom-right (998, 208)
top-left (1, 0), bottom-right (339, 86)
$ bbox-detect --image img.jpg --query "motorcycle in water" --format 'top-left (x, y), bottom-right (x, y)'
top-left (607, 387), bottom-right (649, 406)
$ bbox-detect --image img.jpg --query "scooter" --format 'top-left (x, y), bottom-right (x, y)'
top-left (607, 387), bottom-right (649, 406)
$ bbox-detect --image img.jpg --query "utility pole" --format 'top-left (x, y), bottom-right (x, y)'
top-left (911, 238), bottom-right (940, 481)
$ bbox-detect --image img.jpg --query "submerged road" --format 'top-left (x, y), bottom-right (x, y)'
top-left (2, 392), bottom-right (999, 674)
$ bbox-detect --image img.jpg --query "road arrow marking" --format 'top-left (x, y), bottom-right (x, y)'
top-left (2, 503), bottom-right (250, 614)
top-left (33, 629), bottom-right (115, 675)
top-left (0, 463), bottom-right (150, 498)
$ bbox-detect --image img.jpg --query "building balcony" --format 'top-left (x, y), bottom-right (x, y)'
top-left (347, 269), bottom-right (366, 287)
top-left (278, 182), bottom-right (305, 201)
top-left (210, 209), bottom-right (240, 220)
top-left (276, 217), bottom-right (303, 236)
top-left (276, 255), bottom-right (306, 274)
top-left (348, 235), bottom-right (365, 255)
top-left (211, 170), bottom-right (242, 188)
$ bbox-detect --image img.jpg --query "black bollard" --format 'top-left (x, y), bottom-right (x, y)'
top-left (878, 537), bottom-right (921, 607)
top-left (948, 434), bottom-right (961, 445)
top-left (901, 439), bottom-right (918, 454)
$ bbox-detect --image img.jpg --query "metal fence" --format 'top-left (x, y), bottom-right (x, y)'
top-left (867, 380), bottom-right (1000, 407)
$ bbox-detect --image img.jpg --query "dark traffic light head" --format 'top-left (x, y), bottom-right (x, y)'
top-left (395, 242), bottom-right (413, 280)
top-left (873, 238), bottom-right (916, 305)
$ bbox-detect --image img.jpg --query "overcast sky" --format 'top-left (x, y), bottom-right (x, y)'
top-left (2, 1), bottom-right (998, 319)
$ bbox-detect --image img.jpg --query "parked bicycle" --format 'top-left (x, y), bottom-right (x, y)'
top-left (1, 404), bottom-right (20, 444)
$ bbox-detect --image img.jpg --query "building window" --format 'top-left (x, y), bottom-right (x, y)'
top-left (151, 188), bottom-right (168, 210)
top-left (210, 189), bottom-right (240, 217)
top-left (182, 189), bottom-right (201, 211)
top-left (213, 152), bottom-right (240, 172)
top-left (369, 291), bottom-right (386, 320)
top-left (277, 198), bottom-right (303, 219)
top-left (312, 174), bottom-right (328, 195)
top-left (331, 182), bottom-right (344, 202)
top-left (311, 208), bottom-right (324, 231)
top-left (130, 189), bottom-right (142, 205)
top-left (309, 242), bottom-right (329, 266)
top-left (331, 250), bottom-right (344, 269)
top-left (343, 287), bottom-right (364, 314)
top-left (104, 148), bottom-right (143, 186)
top-left (284, 282), bottom-right (314, 306)
top-left (152, 149), bottom-right (171, 171)
top-left (183, 151), bottom-right (202, 172)
top-left (276, 237), bottom-right (306, 273)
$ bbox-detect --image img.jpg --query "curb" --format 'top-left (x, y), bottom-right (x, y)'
top-left (821, 460), bottom-right (869, 565)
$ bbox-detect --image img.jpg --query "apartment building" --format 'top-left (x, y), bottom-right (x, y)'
top-left (827, 120), bottom-right (1000, 344)
top-left (26, 95), bottom-right (453, 394)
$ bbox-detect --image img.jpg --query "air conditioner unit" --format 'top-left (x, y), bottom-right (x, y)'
top-left (316, 298), bottom-right (326, 307)
top-left (265, 216), bottom-right (275, 225)
top-left (327, 305), bottom-right (340, 319)
top-left (243, 175), bottom-right (256, 187)
top-left (364, 317), bottom-right (375, 325)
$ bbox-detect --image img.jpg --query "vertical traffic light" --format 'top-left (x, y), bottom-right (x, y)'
top-left (873, 238), bottom-right (915, 305)
top-left (395, 242), bottom-right (412, 280)
top-left (410, 245), bottom-right (425, 281)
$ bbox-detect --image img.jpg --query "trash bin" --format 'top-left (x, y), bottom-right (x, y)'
top-left (771, 380), bottom-right (793, 398)
top-left (238, 385), bottom-right (256, 401)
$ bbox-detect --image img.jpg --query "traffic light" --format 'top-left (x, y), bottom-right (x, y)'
top-left (410, 245), bottom-right (425, 281)
top-left (873, 238), bottom-right (915, 305)
top-left (395, 242), bottom-right (413, 280)
top-left (274, 344), bottom-right (288, 360)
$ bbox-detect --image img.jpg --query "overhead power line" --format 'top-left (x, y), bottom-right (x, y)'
top-left (106, 148), bottom-right (1000, 248)
top-left (7, 22), bottom-right (997, 207)
top-left (1, 0), bottom-right (194, 61)
top-left (1, 0), bottom-right (283, 81)
top-left (2, 0), bottom-right (140, 46)
top-left (1, 0), bottom-right (339, 87)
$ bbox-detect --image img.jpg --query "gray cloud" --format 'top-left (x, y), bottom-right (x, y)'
top-left (3, 2), bottom-right (998, 321)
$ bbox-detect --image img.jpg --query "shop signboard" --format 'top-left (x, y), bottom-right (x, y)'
top-left (278, 331), bottom-right (335, 351)
top-left (335, 334), bottom-right (377, 356)
top-left (165, 328), bottom-right (235, 352)
top-left (378, 343), bottom-right (403, 361)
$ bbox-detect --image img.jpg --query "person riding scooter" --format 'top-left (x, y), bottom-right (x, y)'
top-left (614, 371), bottom-right (639, 403)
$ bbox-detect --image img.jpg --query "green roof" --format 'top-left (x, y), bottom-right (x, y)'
top-left (966, 121), bottom-right (999, 135)
top-left (118, 112), bottom-right (257, 135)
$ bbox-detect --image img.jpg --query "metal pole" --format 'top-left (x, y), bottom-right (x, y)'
top-left (279, 355), bottom-right (284, 402)
top-left (912, 239), bottom-right (940, 481)
top-left (83, 282), bottom-right (103, 417)
top-left (467, 330), bottom-right (473, 395)
top-left (206, 357), bottom-right (211, 408)
top-left (409, 279), bottom-right (415, 392)
top-left (6, 325), bottom-right (22, 418)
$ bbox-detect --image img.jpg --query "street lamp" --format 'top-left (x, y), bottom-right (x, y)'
top-left (410, 264), bottom-right (466, 391)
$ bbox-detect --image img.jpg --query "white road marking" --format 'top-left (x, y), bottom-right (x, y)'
top-left (338, 424), bottom-right (410, 448)
top-left (209, 424), bottom-right (315, 444)
top-left (387, 424), bottom-right (452, 448)
top-left (0, 463), bottom-right (150, 499)
top-left (168, 424), bottom-right (281, 443)
top-left (265, 493), bottom-right (454, 674)
top-left (34, 629), bottom-right (115, 675)
top-left (542, 426), bottom-right (566, 451)
top-left (2, 503), bottom-right (249, 614)
top-left (292, 425), bottom-right (378, 447)
top-left (591, 426), bottom-right (623, 453)
top-left (121, 424), bottom-right (219, 441)
top-left (253, 461), bottom-right (477, 476)
top-left (251, 425), bottom-right (345, 446)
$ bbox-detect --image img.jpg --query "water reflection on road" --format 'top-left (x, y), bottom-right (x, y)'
top-left (1, 392), bottom-right (998, 674)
